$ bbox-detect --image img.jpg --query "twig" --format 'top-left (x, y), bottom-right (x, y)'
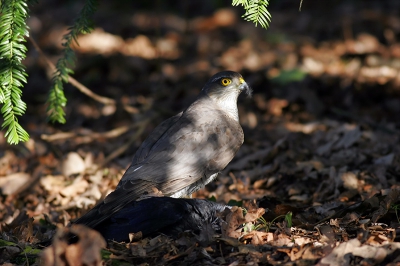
top-left (16, 244), bottom-right (29, 266)
top-left (68, 75), bottom-right (115, 105)
top-left (28, 36), bottom-right (116, 106)
top-left (40, 132), bottom-right (76, 142)
top-left (41, 125), bottom-right (132, 142)
top-left (166, 244), bottom-right (196, 262)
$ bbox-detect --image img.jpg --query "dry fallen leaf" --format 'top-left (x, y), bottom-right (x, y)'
top-left (62, 152), bottom-right (86, 177)
top-left (223, 206), bottom-right (245, 239)
top-left (60, 176), bottom-right (89, 198)
top-left (0, 172), bottom-right (30, 195)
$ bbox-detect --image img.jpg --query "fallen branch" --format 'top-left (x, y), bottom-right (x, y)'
top-left (41, 125), bottom-right (132, 143)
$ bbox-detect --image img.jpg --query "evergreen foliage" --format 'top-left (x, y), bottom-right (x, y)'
top-left (232, 0), bottom-right (271, 29)
top-left (0, 0), bottom-right (30, 144)
top-left (47, 0), bottom-right (98, 124)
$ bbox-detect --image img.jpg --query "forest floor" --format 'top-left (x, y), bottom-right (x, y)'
top-left (1, 0), bottom-right (400, 265)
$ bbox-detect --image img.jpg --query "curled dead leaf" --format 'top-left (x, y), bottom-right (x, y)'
top-left (223, 206), bottom-right (245, 239)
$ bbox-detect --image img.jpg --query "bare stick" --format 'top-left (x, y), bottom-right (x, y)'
top-left (41, 125), bottom-right (132, 142)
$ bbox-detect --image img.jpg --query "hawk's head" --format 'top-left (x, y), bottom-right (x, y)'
top-left (202, 71), bottom-right (252, 98)
top-left (201, 71), bottom-right (251, 120)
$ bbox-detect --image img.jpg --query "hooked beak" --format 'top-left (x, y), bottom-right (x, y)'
top-left (239, 78), bottom-right (252, 97)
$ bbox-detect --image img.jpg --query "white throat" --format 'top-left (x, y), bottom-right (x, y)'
top-left (209, 92), bottom-right (240, 121)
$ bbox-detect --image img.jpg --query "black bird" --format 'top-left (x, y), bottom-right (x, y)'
top-left (93, 197), bottom-right (228, 242)
top-left (74, 71), bottom-right (251, 228)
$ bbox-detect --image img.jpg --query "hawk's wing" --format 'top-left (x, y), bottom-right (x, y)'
top-left (131, 112), bottom-right (183, 165)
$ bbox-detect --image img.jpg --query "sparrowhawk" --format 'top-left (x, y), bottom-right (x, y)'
top-left (74, 71), bottom-right (251, 228)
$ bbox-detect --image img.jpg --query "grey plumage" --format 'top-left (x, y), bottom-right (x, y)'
top-left (74, 71), bottom-right (251, 228)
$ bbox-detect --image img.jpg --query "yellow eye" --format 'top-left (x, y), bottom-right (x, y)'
top-left (221, 78), bottom-right (232, 86)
